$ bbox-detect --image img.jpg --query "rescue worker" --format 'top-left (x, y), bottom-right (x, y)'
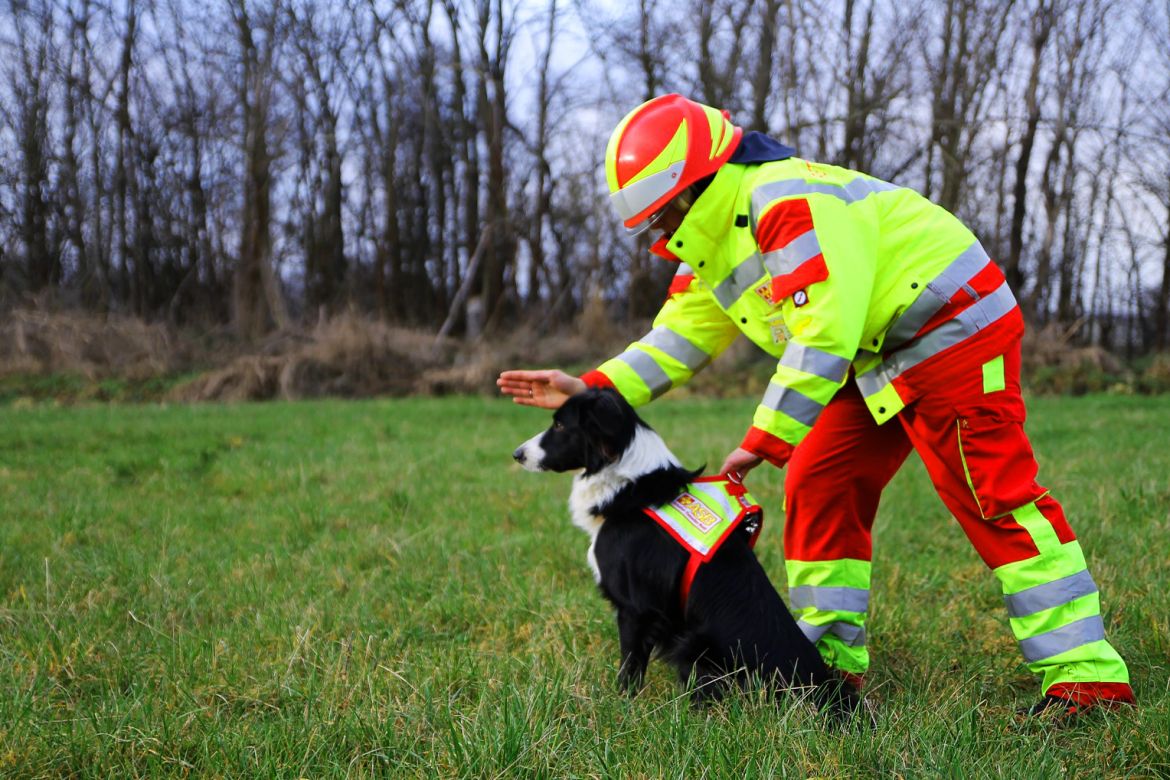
top-left (497, 94), bottom-right (1134, 717)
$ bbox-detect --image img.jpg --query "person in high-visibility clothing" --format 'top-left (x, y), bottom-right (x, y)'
top-left (497, 94), bottom-right (1134, 716)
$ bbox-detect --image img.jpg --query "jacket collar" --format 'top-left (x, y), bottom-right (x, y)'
top-left (663, 162), bottom-right (746, 266)
top-left (728, 131), bottom-right (795, 164)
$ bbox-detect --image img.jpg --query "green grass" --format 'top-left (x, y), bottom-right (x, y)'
top-left (0, 394), bottom-right (1167, 777)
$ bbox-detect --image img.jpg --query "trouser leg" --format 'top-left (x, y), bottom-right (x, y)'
top-left (784, 381), bottom-right (912, 676)
top-left (899, 344), bottom-right (1133, 703)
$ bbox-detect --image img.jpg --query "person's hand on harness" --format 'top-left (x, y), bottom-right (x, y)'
top-left (720, 447), bottom-right (764, 477)
top-left (497, 369), bottom-right (585, 409)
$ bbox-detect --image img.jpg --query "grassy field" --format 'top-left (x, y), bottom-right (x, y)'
top-left (0, 394), bottom-right (1168, 777)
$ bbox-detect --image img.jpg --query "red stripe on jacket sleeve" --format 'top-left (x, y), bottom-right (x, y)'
top-left (741, 426), bottom-right (796, 468)
top-left (668, 274), bottom-right (695, 297)
top-left (755, 197), bottom-right (814, 253)
top-left (579, 370), bottom-right (615, 390)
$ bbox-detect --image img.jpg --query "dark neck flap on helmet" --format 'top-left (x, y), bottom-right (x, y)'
top-left (728, 131), bottom-right (795, 164)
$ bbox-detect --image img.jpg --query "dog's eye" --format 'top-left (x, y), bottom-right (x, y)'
top-left (553, 421), bottom-right (564, 431)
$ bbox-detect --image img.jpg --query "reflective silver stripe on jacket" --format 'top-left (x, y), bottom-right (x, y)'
top-left (856, 282), bottom-right (1017, 398)
top-left (641, 327), bottom-right (711, 373)
top-left (761, 381), bottom-right (824, 428)
top-left (713, 253), bottom-right (766, 309)
top-left (1018, 615), bottom-right (1106, 662)
top-left (789, 585), bottom-right (870, 614)
top-left (1004, 570), bottom-right (1099, 619)
top-left (797, 620), bottom-right (867, 647)
top-left (781, 342), bottom-right (851, 383)
top-left (761, 230), bottom-right (822, 278)
top-left (616, 348), bottom-right (672, 399)
top-left (884, 242), bottom-right (992, 348)
top-left (751, 176), bottom-right (902, 229)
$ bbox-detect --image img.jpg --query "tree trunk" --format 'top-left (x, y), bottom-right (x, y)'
top-left (231, 2), bottom-right (287, 340)
top-left (1007, 2), bottom-right (1056, 297)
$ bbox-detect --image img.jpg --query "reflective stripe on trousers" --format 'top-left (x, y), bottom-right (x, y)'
top-left (797, 619), bottom-right (866, 647)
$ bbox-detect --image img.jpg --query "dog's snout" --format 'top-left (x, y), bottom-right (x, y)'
top-left (513, 434), bottom-right (546, 472)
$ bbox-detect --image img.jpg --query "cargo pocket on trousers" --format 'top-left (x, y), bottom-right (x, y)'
top-left (955, 407), bottom-right (1043, 520)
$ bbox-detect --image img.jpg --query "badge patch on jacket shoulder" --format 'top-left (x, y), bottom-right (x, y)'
top-left (793, 289), bottom-right (809, 307)
top-left (771, 255), bottom-right (828, 302)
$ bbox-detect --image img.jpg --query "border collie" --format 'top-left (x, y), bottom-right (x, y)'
top-left (513, 388), bottom-right (859, 717)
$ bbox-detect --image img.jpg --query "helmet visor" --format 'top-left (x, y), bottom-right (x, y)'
top-left (624, 205), bottom-right (669, 237)
top-left (609, 160), bottom-right (687, 226)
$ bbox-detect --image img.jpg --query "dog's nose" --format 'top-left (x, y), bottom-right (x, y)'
top-left (513, 446), bottom-right (526, 463)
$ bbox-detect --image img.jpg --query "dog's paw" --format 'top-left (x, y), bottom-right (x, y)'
top-left (616, 668), bottom-right (645, 696)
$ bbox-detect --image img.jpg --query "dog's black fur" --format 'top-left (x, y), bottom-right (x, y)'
top-left (514, 388), bottom-right (859, 716)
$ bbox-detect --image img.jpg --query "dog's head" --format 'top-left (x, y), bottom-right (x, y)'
top-left (513, 388), bottom-right (639, 475)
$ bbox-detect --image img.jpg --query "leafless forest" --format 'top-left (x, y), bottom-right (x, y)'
top-left (1, 0), bottom-right (1168, 354)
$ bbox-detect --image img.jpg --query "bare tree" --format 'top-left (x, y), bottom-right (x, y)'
top-left (6, 2), bottom-right (58, 293)
top-left (1138, 0), bottom-right (1170, 349)
top-left (0, 0), bottom-right (1161, 354)
top-left (838, 0), bottom-right (917, 174)
top-left (1005, 0), bottom-right (1058, 296)
top-left (473, 0), bottom-right (518, 332)
top-left (362, 1), bottom-right (406, 321)
top-left (922, 0), bottom-right (1015, 213)
top-left (287, 0), bottom-right (350, 320)
top-left (693, 0), bottom-right (757, 110)
top-left (229, 0), bottom-right (290, 339)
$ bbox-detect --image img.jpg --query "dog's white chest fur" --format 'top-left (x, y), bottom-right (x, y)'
top-left (567, 425), bottom-right (680, 583)
top-left (568, 473), bottom-right (616, 583)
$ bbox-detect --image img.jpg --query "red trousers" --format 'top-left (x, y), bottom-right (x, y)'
top-left (785, 344), bottom-right (1074, 568)
top-left (784, 340), bottom-right (1134, 703)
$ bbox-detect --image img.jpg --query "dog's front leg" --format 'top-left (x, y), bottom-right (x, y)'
top-left (616, 609), bottom-right (652, 694)
top-left (685, 665), bottom-right (730, 709)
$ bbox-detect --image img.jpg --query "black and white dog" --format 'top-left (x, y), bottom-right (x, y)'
top-left (513, 388), bottom-right (858, 716)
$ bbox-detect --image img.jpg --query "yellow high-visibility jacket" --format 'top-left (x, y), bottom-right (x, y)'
top-left (582, 157), bottom-right (1022, 466)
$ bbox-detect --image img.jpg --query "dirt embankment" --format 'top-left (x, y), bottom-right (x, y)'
top-left (2, 308), bottom-right (1168, 402)
top-left (0, 308), bottom-right (632, 402)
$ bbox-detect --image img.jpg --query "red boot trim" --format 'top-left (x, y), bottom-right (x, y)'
top-left (837, 671), bottom-right (865, 692)
top-left (1044, 681), bottom-right (1135, 707)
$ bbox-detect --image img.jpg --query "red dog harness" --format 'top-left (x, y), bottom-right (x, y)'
top-left (642, 472), bottom-right (764, 611)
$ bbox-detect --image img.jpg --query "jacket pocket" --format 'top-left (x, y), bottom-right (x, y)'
top-left (955, 405), bottom-right (1044, 520)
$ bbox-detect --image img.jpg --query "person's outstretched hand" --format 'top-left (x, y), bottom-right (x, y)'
top-left (719, 447), bottom-right (764, 477)
top-left (497, 369), bottom-right (586, 409)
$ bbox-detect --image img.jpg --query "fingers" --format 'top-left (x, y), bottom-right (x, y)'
top-left (498, 369), bottom-right (549, 398)
top-left (498, 369), bottom-right (555, 383)
top-left (501, 385), bottom-right (540, 402)
top-left (497, 379), bottom-right (534, 396)
top-left (509, 394), bottom-right (560, 410)
top-left (498, 369), bottom-right (579, 410)
top-left (720, 447), bottom-right (763, 476)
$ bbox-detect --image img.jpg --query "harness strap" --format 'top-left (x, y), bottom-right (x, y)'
top-left (680, 553), bottom-right (704, 613)
top-left (643, 473), bottom-right (764, 614)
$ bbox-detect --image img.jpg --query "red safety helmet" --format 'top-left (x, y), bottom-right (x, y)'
top-left (605, 94), bottom-right (742, 235)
